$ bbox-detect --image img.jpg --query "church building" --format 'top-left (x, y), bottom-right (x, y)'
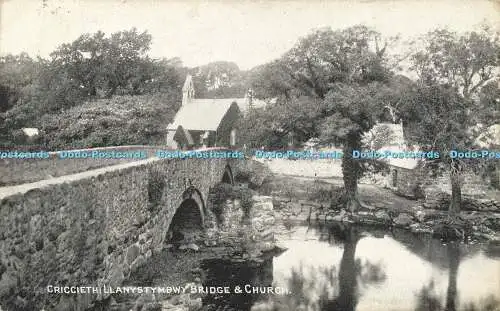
top-left (166, 75), bottom-right (264, 149)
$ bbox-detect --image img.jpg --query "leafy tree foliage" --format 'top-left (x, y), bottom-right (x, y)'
top-left (411, 27), bottom-right (499, 101)
top-left (0, 54), bottom-right (46, 145)
top-left (0, 53), bottom-right (41, 113)
top-left (46, 28), bottom-right (154, 102)
top-left (278, 26), bottom-right (392, 98)
top-left (1, 28), bottom-right (185, 148)
top-left (247, 60), bottom-right (295, 101)
top-left (403, 27), bottom-right (500, 215)
top-left (476, 80), bottom-right (500, 127)
top-left (190, 61), bottom-right (248, 98)
top-left (241, 25), bottom-right (399, 211)
top-left (237, 96), bottom-right (322, 148)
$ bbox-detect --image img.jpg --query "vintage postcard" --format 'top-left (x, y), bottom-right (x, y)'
top-left (0, 1), bottom-right (499, 310)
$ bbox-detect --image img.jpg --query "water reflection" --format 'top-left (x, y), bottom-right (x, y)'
top-left (199, 257), bottom-right (274, 311)
top-left (200, 222), bottom-right (500, 311)
top-left (261, 223), bottom-right (387, 311)
top-left (415, 241), bottom-right (500, 311)
top-left (320, 225), bottom-right (385, 311)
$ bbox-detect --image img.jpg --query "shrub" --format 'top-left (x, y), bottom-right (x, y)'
top-left (36, 93), bottom-right (179, 150)
top-left (210, 183), bottom-right (235, 223)
top-left (235, 160), bottom-right (273, 189)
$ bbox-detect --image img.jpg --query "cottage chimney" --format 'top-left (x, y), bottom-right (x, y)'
top-left (182, 74), bottom-right (195, 106)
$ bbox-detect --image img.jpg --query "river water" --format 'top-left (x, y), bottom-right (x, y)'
top-left (199, 221), bottom-right (500, 311)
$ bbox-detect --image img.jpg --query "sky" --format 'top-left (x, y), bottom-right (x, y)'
top-left (1, 0), bottom-right (499, 70)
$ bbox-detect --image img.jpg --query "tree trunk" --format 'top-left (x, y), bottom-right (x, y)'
top-left (90, 85), bottom-right (97, 97)
top-left (449, 160), bottom-right (462, 216)
top-left (342, 135), bottom-right (362, 213)
top-left (490, 163), bottom-right (500, 190)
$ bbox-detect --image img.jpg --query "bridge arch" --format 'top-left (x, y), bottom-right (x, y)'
top-left (221, 164), bottom-right (234, 185)
top-left (166, 186), bottom-right (206, 244)
top-left (180, 186), bottom-right (206, 225)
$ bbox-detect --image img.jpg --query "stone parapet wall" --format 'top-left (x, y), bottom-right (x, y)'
top-left (0, 146), bottom-right (163, 187)
top-left (422, 192), bottom-right (500, 212)
top-left (380, 166), bottom-right (498, 200)
top-left (0, 157), bottom-right (240, 311)
top-left (391, 166), bottom-right (427, 199)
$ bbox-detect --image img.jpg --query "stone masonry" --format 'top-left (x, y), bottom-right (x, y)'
top-left (0, 156), bottom-right (239, 311)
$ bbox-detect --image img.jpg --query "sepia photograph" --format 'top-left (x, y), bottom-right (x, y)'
top-left (0, 0), bottom-right (499, 310)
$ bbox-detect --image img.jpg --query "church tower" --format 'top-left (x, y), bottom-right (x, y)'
top-left (182, 74), bottom-right (195, 106)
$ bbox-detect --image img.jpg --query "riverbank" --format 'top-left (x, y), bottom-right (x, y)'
top-left (262, 174), bottom-right (500, 243)
top-left (241, 157), bottom-right (500, 246)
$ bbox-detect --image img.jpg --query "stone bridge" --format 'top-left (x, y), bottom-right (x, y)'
top-left (0, 148), bottom-right (244, 311)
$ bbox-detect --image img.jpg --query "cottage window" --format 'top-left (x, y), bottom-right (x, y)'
top-left (230, 129), bottom-right (237, 146)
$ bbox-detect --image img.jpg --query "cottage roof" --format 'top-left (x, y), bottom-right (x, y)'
top-left (475, 124), bottom-right (500, 147)
top-left (168, 99), bottom-right (240, 131)
top-left (383, 155), bottom-right (420, 170)
top-left (366, 123), bottom-right (406, 147)
top-left (367, 123), bottom-right (420, 170)
top-left (21, 128), bottom-right (39, 137)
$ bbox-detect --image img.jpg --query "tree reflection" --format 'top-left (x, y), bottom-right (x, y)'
top-left (201, 257), bottom-right (275, 311)
top-left (256, 223), bottom-right (386, 311)
top-left (415, 280), bottom-right (443, 311)
top-left (445, 242), bottom-right (460, 311)
top-left (461, 296), bottom-right (500, 311)
top-left (323, 224), bottom-right (360, 311)
top-left (414, 242), bottom-right (500, 311)
top-left (414, 242), bottom-right (460, 311)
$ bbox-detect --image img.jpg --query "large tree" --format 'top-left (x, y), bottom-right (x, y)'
top-left (1, 29), bottom-right (185, 148)
top-left (47, 28), bottom-right (153, 102)
top-left (0, 53), bottom-right (41, 113)
top-left (0, 53), bottom-right (46, 145)
top-left (188, 61), bottom-right (248, 98)
top-left (403, 27), bottom-right (499, 215)
top-left (243, 25), bottom-right (399, 211)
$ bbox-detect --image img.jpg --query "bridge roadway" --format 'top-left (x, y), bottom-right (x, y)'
top-left (0, 147), bottom-right (240, 311)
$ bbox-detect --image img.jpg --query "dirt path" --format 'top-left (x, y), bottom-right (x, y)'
top-left (275, 173), bottom-right (417, 212)
top-left (358, 184), bottom-right (417, 212)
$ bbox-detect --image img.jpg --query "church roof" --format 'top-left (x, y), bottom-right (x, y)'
top-left (213, 97), bottom-right (267, 113)
top-left (168, 99), bottom-right (240, 131)
top-left (170, 74), bottom-right (268, 133)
